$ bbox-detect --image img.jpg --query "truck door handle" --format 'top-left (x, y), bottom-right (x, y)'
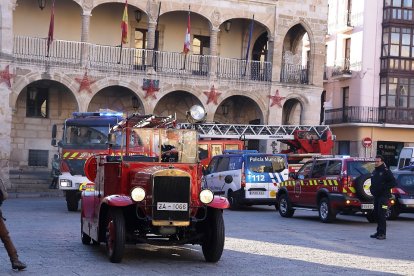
top-left (318, 180), bottom-right (324, 184)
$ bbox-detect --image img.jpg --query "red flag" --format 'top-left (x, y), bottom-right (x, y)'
top-left (121, 1), bottom-right (129, 44)
top-left (183, 10), bottom-right (191, 54)
top-left (47, 0), bottom-right (55, 56)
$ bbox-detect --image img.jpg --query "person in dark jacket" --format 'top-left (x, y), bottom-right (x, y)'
top-left (0, 180), bottom-right (27, 270)
top-left (370, 155), bottom-right (396, 240)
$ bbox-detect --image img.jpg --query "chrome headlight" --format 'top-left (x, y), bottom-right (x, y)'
top-left (131, 187), bottom-right (146, 202)
top-left (199, 189), bottom-right (214, 204)
top-left (60, 179), bottom-right (72, 187)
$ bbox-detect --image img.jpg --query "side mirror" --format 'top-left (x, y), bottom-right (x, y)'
top-left (224, 175), bottom-right (233, 184)
top-left (52, 124), bottom-right (57, 139)
top-left (288, 172), bottom-right (297, 179)
top-left (51, 138), bottom-right (57, 147)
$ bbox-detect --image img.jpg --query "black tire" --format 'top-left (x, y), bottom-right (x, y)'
top-left (366, 211), bottom-right (377, 223)
top-left (278, 194), bottom-right (295, 218)
top-left (318, 198), bottom-right (336, 223)
top-left (81, 219), bottom-right (91, 245)
top-left (66, 191), bottom-right (79, 212)
top-left (354, 174), bottom-right (374, 201)
top-left (386, 205), bottom-right (400, 220)
top-left (227, 190), bottom-right (239, 210)
top-left (105, 209), bottom-right (125, 263)
top-left (202, 209), bottom-right (225, 263)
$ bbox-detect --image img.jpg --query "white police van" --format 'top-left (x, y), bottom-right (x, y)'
top-left (203, 150), bottom-right (288, 209)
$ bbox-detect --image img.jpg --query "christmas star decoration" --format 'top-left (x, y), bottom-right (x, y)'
top-left (203, 85), bottom-right (221, 105)
top-left (75, 71), bottom-right (96, 93)
top-left (268, 90), bottom-right (286, 108)
top-left (0, 65), bottom-right (14, 88)
top-left (142, 79), bottom-right (160, 99)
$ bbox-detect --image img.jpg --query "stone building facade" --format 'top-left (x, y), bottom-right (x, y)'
top-left (0, 0), bottom-right (328, 183)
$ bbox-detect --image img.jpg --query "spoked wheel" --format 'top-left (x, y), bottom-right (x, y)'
top-left (105, 209), bottom-right (125, 263)
top-left (278, 194), bottom-right (294, 218)
top-left (318, 198), bottom-right (336, 223)
top-left (201, 208), bottom-right (225, 263)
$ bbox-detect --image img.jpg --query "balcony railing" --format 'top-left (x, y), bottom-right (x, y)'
top-left (12, 36), bottom-right (272, 82)
top-left (280, 63), bottom-right (308, 84)
top-left (325, 106), bottom-right (414, 125)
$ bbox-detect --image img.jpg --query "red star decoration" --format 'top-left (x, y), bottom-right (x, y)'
top-left (203, 85), bottom-right (221, 105)
top-left (0, 65), bottom-right (14, 88)
top-left (268, 90), bottom-right (286, 108)
top-left (142, 80), bottom-right (160, 99)
top-left (75, 71), bottom-right (96, 93)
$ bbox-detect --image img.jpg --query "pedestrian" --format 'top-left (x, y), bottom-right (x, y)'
top-left (49, 154), bottom-right (60, 189)
top-left (370, 155), bottom-right (396, 240)
top-left (0, 177), bottom-right (27, 270)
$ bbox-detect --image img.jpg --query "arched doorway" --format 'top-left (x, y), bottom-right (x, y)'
top-left (154, 91), bottom-right (203, 123)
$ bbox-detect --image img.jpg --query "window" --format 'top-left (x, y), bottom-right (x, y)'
top-left (192, 35), bottom-right (210, 55)
top-left (380, 77), bottom-right (414, 108)
top-left (344, 38), bottom-right (351, 71)
top-left (26, 87), bottom-right (48, 118)
top-left (326, 160), bottom-right (342, 175)
top-left (216, 157), bottom-right (230, 172)
top-left (134, 29), bottom-right (159, 49)
top-left (311, 160), bottom-right (327, 178)
top-left (297, 162), bottom-right (313, 179)
top-left (28, 150), bottom-right (48, 167)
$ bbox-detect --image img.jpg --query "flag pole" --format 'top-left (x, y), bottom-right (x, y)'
top-left (119, 1), bottom-right (128, 64)
top-left (152, 2), bottom-right (162, 68)
top-left (243, 14), bottom-right (254, 77)
top-left (182, 5), bottom-right (191, 70)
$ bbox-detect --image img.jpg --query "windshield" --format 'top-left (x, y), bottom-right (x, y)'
top-left (395, 173), bottom-right (414, 193)
top-left (347, 161), bottom-right (375, 176)
top-left (246, 155), bottom-right (287, 173)
top-left (64, 126), bottom-right (111, 146)
top-left (124, 128), bottom-right (198, 163)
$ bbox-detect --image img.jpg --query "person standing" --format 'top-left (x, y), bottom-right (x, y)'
top-left (49, 154), bottom-right (60, 189)
top-left (0, 178), bottom-right (27, 270)
top-left (370, 155), bottom-right (396, 240)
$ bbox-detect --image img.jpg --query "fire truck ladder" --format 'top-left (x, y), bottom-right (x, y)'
top-left (178, 123), bottom-right (332, 140)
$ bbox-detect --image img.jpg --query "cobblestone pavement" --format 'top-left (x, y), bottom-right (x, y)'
top-left (0, 197), bottom-right (413, 275)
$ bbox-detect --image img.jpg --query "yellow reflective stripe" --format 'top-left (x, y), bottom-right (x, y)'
top-left (334, 180), bottom-right (339, 186)
top-left (63, 152), bottom-right (70, 158)
top-left (382, 205), bottom-right (388, 209)
top-left (69, 152), bottom-right (79, 159)
top-left (342, 188), bottom-right (347, 193)
top-left (327, 180), bottom-right (333, 186)
top-left (348, 187), bottom-right (356, 193)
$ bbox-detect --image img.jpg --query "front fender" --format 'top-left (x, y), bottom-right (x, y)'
top-left (207, 195), bottom-right (230, 209)
top-left (103, 195), bottom-right (134, 207)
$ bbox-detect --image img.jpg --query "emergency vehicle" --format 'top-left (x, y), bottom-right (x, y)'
top-left (81, 107), bottom-right (229, 263)
top-left (51, 111), bottom-right (124, 211)
top-left (198, 139), bottom-right (245, 167)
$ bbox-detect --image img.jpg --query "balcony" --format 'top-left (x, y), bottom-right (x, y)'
top-left (280, 63), bottom-right (308, 84)
top-left (331, 58), bottom-right (352, 80)
top-left (11, 36), bottom-right (272, 82)
top-left (325, 106), bottom-right (414, 125)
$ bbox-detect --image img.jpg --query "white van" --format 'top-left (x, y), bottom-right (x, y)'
top-left (203, 150), bottom-right (289, 209)
top-left (397, 147), bottom-right (414, 170)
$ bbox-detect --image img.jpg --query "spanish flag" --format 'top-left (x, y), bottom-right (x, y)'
top-left (121, 1), bottom-right (128, 44)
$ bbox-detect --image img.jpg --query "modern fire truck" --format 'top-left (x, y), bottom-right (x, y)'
top-left (51, 111), bottom-right (124, 211)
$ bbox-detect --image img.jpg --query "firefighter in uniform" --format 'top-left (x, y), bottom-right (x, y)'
top-left (370, 155), bottom-right (396, 240)
top-left (0, 179), bottom-right (27, 270)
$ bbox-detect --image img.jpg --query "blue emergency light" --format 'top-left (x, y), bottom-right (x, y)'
top-left (72, 112), bottom-right (123, 118)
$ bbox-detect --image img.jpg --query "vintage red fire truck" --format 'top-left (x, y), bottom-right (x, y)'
top-left (81, 110), bottom-right (229, 263)
top-left (51, 111), bottom-right (124, 211)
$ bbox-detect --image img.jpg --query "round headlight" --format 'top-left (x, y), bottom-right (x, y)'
top-left (189, 105), bottom-right (206, 122)
top-left (131, 187), bottom-right (146, 202)
top-left (199, 189), bottom-right (214, 204)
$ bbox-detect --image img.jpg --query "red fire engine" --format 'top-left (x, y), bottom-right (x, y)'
top-left (81, 110), bottom-right (229, 263)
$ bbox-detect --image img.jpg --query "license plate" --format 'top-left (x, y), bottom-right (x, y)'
top-left (361, 204), bottom-right (374, 210)
top-left (157, 202), bottom-right (188, 211)
top-left (250, 191), bottom-right (265, 195)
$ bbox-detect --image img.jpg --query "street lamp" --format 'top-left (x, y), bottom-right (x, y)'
top-left (221, 104), bottom-right (229, 115)
top-left (134, 10), bottom-right (142, 23)
top-left (38, 0), bottom-right (46, 10)
top-left (224, 20), bottom-right (231, 32)
top-left (131, 96), bottom-right (140, 110)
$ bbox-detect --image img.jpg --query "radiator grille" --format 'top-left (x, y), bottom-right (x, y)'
top-left (152, 176), bottom-right (190, 221)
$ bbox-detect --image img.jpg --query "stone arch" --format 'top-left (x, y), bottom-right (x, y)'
top-left (11, 72), bottom-right (79, 111)
top-left (153, 90), bottom-right (204, 123)
top-left (282, 95), bottom-right (309, 125)
top-left (91, 0), bottom-right (146, 13)
top-left (217, 95), bottom-right (264, 124)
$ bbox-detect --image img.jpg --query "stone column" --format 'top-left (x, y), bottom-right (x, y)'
top-left (80, 10), bottom-right (91, 67)
top-left (0, 73), bottom-right (12, 188)
top-left (0, 2), bottom-right (14, 56)
top-left (208, 27), bottom-right (219, 78)
top-left (267, 36), bottom-right (274, 81)
top-left (146, 20), bottom-right (157, 73)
